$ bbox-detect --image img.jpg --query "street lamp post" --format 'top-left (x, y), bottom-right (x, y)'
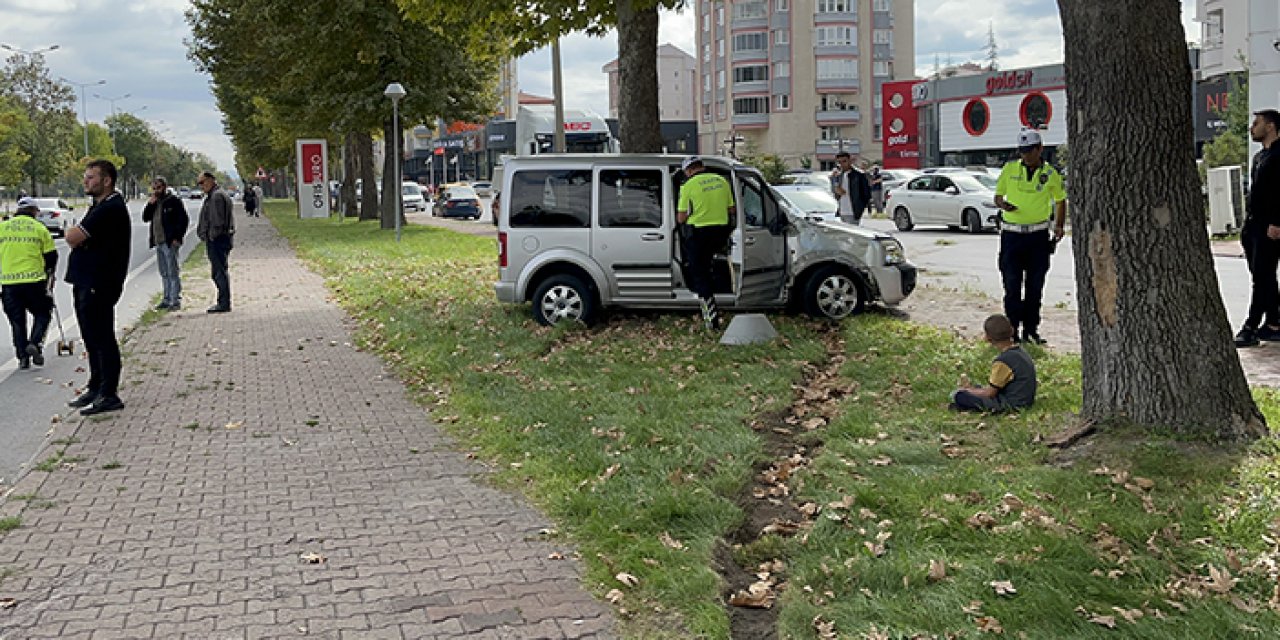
top-left (722, 133), bottom-right (745, 159)
top-left (62, 77), bottom-right (106, 159)
top-left (384, 82), bottom-right (407, 243)
top-left (0, 43), bottom-right (59, 56)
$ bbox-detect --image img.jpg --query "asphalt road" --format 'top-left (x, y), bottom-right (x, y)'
top-left (860, 217), bottom-right (1254, 329)
top-left (0, 197), bottom-right (204, 486)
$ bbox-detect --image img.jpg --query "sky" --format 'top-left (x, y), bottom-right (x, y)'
top-left (0, 1), bottom-right (1202, 175)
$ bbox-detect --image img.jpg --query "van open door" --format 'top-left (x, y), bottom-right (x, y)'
top-left (732, 171), bottom-right (787, 306)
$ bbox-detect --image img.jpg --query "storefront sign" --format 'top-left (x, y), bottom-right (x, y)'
top-left (295, 138), bottom-right (329, 219)
top-left (986, 70), bottom-right (1035, 95)
top-left (882, 80), bottom-right (923, 169)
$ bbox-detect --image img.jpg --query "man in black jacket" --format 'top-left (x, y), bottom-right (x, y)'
top-left (197, 171), bottom-right (235, 313)
top-left (1236, 109), bottom-right (1280, 348)
top-left (142, 177), bottom-right (189, 311)
top-left (832, 151), bottom-right (871, 225)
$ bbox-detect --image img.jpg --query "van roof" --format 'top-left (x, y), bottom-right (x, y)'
top-left (501, 153), bottom-right (747, 170)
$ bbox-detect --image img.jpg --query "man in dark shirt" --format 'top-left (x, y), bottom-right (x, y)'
top-left (65, 159), bottom-right (131, 415)
top-left (196, 171), bottom-right (235, 313)
top-left (1235, 109), bottom-right (1280, 348)
top-left (950, 314), bottom-right (1037, 413)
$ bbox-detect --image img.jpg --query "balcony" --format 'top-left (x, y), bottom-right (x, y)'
top-left (816, 105), bottom-right (860, 125)
top-left (816, 77), bottom-right (861, 92)
top-left (815, 139), bottom-right (861, 158)
top-left (732, 48), bottom-right (769, 63)
top-left (815, 11), bottom-right (858, 25)
top-left (732, 113), bottom-right (770, 128)
top-left (733, 80), bottom-right (769, 94)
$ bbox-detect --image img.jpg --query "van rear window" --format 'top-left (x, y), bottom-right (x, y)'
top-left (508, 170), bottom-right (592, 228)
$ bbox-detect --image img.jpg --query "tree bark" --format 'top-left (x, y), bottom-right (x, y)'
top-left (1057, 0), bottom-right (1265, 439)
top-left (342, 132), bottom-right (358, 218)
top-left (357, 131), bottom-right (378, 221)
top-left (616, 0), bottom-right (665, 153)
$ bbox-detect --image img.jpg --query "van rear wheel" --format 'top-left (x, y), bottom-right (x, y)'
top-left (532, 275), bottom-right (597, 326)
top-left (803, 266), bottom-right (865, 320)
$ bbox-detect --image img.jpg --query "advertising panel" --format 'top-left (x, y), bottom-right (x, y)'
top-left (295, 139), bottom-right (329, 219)
top-left (882, 80), bottom-right (923, 169)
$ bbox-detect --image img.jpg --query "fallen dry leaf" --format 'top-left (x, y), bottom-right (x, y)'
top-left (1205, 565), bottom-right (1237, 594)
top-left (812, 615), bottom-right (837, 639)
top-left (299, 552), bottom-right (326, 564)
top-left (605, 589), bottom-right (624, 604)
top-left (0, 598), bottom-right (14, 609)
top-left (615, 572), bottom-right (640, 587)
top-left (224, 421), bottom-right (244, 430)
top-left (1088, 615), bottom-right (1117, 629)
top-left (928, 559), bottom-right (947, 583)
top-left (869, 456), bottom-right (894, 467)
top-left (658, 532), bottom-right (685, 550)
top-left (974, 616), bottom-right (1004, 634)
top-left (547, 552), bottom-right (565, 560)
top-left (728, 580), bottom-right (776, 609)
top-left (966, 512), bottom-right (998, 530)
top-left (962, 600), bottom-right (985, 615)
top-left (989, 580), bottom-right (1017, 597)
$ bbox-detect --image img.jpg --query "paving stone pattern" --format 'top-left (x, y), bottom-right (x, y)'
top-left (0, 213), bottom-right (614, 639)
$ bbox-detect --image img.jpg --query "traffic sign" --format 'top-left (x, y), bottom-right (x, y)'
top-left (255, 166), bottom-right (267, 179)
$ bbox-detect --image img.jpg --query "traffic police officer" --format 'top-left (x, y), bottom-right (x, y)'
top-left (0, 197), bottom-right (58, 369)
top-left (994, 129), bottom-right (1067, 345)
top-left (677, 156), bottom-right (735, 330)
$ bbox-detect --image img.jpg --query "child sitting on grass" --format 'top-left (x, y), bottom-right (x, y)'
top-left (950, 314), bottom-right (1037, 413)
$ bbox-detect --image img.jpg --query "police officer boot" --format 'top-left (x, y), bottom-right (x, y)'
top-left (17, 355), bottom-right (29, 369)
top-left (25, 343), bottom-right (43, 366)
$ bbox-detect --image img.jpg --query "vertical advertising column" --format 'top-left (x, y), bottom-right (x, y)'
top-left (296, 138), bottom-right (330, 219)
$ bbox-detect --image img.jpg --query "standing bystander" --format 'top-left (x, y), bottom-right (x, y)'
top-left (832, 152), bottom-right (871, 224)
top-left (196, 171), bottom-right (235, 313)
top-left (1234, 109), bottom-right (1280, 347)
top-left (868, 164), bottom-right (885, 215)
top-left (242, 182), bottom-right (258, 217)
top-left (993, 129), bottom-right (1067, 345)
top-left (676, 157), bottom-right (735, 331)
top-left (141, 177), bottom-right (189, 311)
top-left (0, 198), bottom-right (57, 369)
top-left (65, 160), bottom-right (131, 415)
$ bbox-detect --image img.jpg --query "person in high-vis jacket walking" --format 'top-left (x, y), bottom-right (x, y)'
top-left (994, 129), bottom-right (1067, 345)
top-left (0, 198), bottom-right (57, 369)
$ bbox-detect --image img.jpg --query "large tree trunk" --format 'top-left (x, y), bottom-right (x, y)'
top-left (616, 0), bottom-right (665, 153)
top-left (342, 132), bottom-right (358, 218)
top-left (380, 118), bottom-right (397, 230)
top-left (357, 131), bottom-right (379, 221)
top-left (1057, 0), bottom-right (1265, 439)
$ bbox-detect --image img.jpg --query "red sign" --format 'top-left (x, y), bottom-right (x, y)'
top-left (882, 80), bottom-right (922, 169)
top-left (255, 166), bottom-right (266, 179)
top-left (565, 121), bottom-right (592, 131)
top-left (986, 70), bottom-right (1035, 95)
top-left (433, 147), bottom-right (445, 156)
top-left (301, 143), bottom-right (324, 184)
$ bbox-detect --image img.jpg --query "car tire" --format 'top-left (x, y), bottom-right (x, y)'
top-left (963, 208), bottom-right (982, 234)
top-left (803, 265), bottom-right (865, 321)
top-left (532, 274), bottom-right (597, 327)
top-left (893, 206), bottom-right (914, 232)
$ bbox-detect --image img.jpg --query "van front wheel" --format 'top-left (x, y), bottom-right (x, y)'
top-left (532, 275), bottom-right (597, 326)
top-left (803, 266), bottom-right (865, 320)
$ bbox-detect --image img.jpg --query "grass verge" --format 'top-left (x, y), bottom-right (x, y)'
top-left (265, 201), bottom-right (1280, 638)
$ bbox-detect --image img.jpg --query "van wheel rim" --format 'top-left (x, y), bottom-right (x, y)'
top-left (817, 275), bottom-right (857, 318)
top-left (541, 285), bottom-right (584, 323)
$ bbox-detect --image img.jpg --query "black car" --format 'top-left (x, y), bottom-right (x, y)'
top-left (436, 186), bottom-right (482, 220)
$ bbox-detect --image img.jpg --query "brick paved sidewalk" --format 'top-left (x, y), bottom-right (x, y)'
top-left (0, 215), bottom-right (614, 639)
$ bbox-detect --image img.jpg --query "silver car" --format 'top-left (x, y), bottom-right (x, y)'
top-left (30, 198), bottom-right (74, 237)
top-left (494, 154), bottom-right (917, 326)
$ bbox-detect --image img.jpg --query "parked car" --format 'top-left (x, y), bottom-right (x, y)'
top-left (886, 173), bottom-right (1001, 233)
top-left (471, 181), bottom-right (494, 198)
top-left (772, 184), bottom-right (840, 222)
top-left (494, 154), bottom-right (917, 326)
top-left (29, 198), bottom-right (73, 237)
top-left (436, 185), bottom-right (482, 219)
top-left (401, 182), bottom-right (428, 212)
top-left (878, 169), bottom-right (923, 193)
top-left (775, 172), bottom-right (834, 189)
top-left (177, 186), bottom-right (192, 199)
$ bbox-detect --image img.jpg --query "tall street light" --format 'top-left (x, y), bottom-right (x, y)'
top-left (94, 92), bottom-right (131, 119)
top-left (384, 82), bottom-right (407, 243)
top-left (0, 43), bottom-right (59, 56)
top-left (62, 77), bottom-right (106, 158)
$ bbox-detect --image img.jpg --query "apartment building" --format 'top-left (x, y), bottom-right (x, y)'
top-left (694, 0), bottom-right (915, 169)
top-left (1195, 0), bottom-right (1249, 80)
top-left (603, 44), bottom-right (698, 121)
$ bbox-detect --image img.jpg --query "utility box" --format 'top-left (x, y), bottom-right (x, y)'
top-left (1208, 165), bottom-right (1245, 236)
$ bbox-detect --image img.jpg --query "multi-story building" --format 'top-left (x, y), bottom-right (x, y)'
top-left (603, 44), bottom-right (698, 121)
top-left (694, 0), bottom-right (915, 169)
top-left (1195, 0), bottom-right (1249, 80)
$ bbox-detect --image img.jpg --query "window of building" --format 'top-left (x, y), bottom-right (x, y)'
top-left (717, 6), bottom-right (724, 25)
top-left (773, 61), bottom-right (791, 77)
top-left (873, 61), bottom-right (891, 76)
top-left (1019, 92), bottom-right (1053, 129)
top-left (775, 29), bottom-right (790, 45)
top-left (599, 170), bottom-right (663, 229)
top-left (873, 0), bottom-right (891, 11)
top-left (703, 13), bottom-right (710, 31)
top-left (717, 69), bottom-right (726, 89)
top-left (704, 73), bottom-right (711, 92)
top-left (817, 58), bottom-right (857, 80)
top-left (508, 170), bottom-right (592, 228)
top-left (703, 104), bottom-right (711, 121)
top-left (734, 96), bottom-right (770, 114)
top-left (718, 38), bottom-right (725, 56)
top-left (873, 30), bottom-right (893, 45)
top-left (816, 26), bottom-right (854, 47)
top-left (733, 32), bottom-right (768, 52)
top-left (816, 0), bottom-right (849, 13)
top-left (733, 0), bottom-right (768, 20)
top-left (777, 0), bottom-right (790, 11)
top-left (718, 101), bottom-right (727, 119)
top-left (819, 126), bottom-right (843, 141)
top-left (703, 44), bottom-right (710, 62)
top-left (962, 98), bottom-right (990, 136)
top-left (733, 65), bottom-right (769, 83)
top-left (775, 93), bottom-right (790, 110)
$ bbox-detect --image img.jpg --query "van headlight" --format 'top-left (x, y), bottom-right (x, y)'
top-left (879, 238), bottom-right (906, 265)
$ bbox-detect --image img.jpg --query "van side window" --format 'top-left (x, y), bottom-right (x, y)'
top-left (598, 170), bottom-right (663, 228)
top-left (508, 169), bottom-right (592, 228)
top-left (738, 174), bottom-right (774, 230)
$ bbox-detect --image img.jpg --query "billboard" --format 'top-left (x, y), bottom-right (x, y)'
top-left (295, 138), bottom-right (329, 219)
top-left (882, 80), bottom-right (923, 169)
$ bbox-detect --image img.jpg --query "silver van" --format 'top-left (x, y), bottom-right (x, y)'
top-left (494, 154), bottom-right (917, 326)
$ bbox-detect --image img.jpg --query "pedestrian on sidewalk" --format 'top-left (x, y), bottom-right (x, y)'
top-left (196, 171), bottom-right (235, 313)
top-left (242, 182), bottom-right (258, 217)
top-left (677, 156), bottom-right (735, 331)
top-left (994, 129), bottom-right (1067, 345)
top-left (950, 314), bottom-right (1037, 412)
top-left (868, 164), bottom-right (885, 215)
top-left (1234, 109), bottom-right (1280, 348)
top-left (142, 177), bottom-right (189, 311)
top-left (0, 197), bottom-right (57, 369)
top-left (832, 151), bottom-right (871, 225)
top-left (65, 160), bottom-right (131, 415)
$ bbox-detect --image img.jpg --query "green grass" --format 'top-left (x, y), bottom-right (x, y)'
top-left (265, 201), bottom-right (1280, 638)
top-left (0, 517), bottom-right (20, 534)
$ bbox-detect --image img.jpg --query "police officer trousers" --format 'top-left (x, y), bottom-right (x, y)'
top-left (2, 282), bottom-right (53, 356)
top-left (682, 224), bottom-right (732, 300)
top-left (998, 229), bottom-right (1052, 335)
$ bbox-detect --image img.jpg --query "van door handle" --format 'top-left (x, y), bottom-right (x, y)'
top-left (641, 233), bottom-right (665, 241)
top-left (743, 237), bottom-right (757, 246)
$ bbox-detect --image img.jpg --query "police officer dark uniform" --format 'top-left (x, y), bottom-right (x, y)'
top-left (677, 156), bottom-right (735, 330)
top-left (994, 129), bottom-right (1067, 345)
top-left (0, 197), bottom-right (57, 369)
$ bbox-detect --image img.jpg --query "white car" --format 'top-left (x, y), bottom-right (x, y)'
top-left (773, 184), bottom-right (840, 222)
top-left (30, 198), bottom-right (74, 237)
top-left (471, 181), bottom-right (494, 198)
top-left (776, 172), bottom-right (835, 190)
top-left (886, 173), bottom-right (1002, 233)
top-left (401, 182), bottom-right (428, 212)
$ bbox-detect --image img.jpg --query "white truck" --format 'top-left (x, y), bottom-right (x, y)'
top-left (514, 105), bottom-right (619, 156)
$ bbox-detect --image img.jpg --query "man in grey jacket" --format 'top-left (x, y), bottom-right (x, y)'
top-left (196, 171), bottom-right (234, 313)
